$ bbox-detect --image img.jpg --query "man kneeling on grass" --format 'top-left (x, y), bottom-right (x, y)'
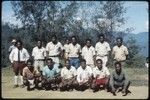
top-left (75, 59), bottom-right (93, 91)
top-left (59, 59), bottom-right (77, 91)
top-left (109, 62), bottom-right (130, 96)
top-left (23, 59), bottom-right (42, 91)
top-left (91, 59), bottom-right (110, 92)
top-left (42, 58), bottom-right (61, 91)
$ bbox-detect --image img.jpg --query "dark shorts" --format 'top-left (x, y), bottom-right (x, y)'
top-left (13, 61), bottom-right (26, 74)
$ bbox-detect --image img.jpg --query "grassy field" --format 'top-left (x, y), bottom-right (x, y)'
top-left (1, 66), bottom-right (149, 99)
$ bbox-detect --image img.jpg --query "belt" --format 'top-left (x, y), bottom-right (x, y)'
top-left (69, 57), bottom-right (79, 59)
top-left (14, 61), bottom-right (25, 63)
top-left (34, 59), bottom-right (45, 61)
top-left (49, 55), bottom-right (59, 57)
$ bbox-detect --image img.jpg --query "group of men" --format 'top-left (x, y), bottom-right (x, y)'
top-left (9, 34), bottom-right (130, 96)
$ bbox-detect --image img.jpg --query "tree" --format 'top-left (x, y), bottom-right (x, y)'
top-left (125, 36), bottom-right (143, 67)
top-left (92, 1), bottom-right (127, 45)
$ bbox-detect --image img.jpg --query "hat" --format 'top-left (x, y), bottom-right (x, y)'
top-left (11, 39), bottom-right (16, 43)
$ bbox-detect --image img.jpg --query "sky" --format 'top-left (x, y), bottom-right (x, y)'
top-left (2, 1), bottom-right (149, 34)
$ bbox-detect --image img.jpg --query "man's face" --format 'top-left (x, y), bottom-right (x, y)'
top-left (72, 37), bottom-right (76, 44)
top-left (12, 42), bottom-right (16, 46)
top-left (81, 61), bottom-right (86, 69)
top-left (47, 60), bottom-right (53, 69)
top-left (52, 37), bottom-right (57, 44)
top-left (27, 62), bottom-right (32, 69)
top-left (116, 39), bottom-right (122, 47)
top-left (17, 42), bottom-right (22, 49)
top-left (86, 40), bottom-right (91, 48)
top-left (115, 64), bottom-right (121, 73)
top-left (65, 60), bottom-right (71, 69)
top-left (97, 60), bottom-right (102, 69)
top-left (37, 41), bottom-right (42, 48)
top-left (66, 39), bottom-right (69, 44)
top-left (99, 36), bottom-right (104, 43)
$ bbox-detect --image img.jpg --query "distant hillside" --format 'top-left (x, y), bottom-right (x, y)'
top-left (124, 32), bottom-right (149, 57)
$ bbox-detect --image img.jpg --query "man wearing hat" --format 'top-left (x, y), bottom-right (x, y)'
top-left (8, 39), bottom-right (17, 53)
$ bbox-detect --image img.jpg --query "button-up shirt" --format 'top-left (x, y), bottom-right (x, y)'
top-left (95, 41), bottom-right (111, 57)
top-left (42, 64), bottom-right (60, 78)
top-left (32, 46), bottom-right (46, 60)
top-left (92, 66), bottom-right (110, 79)
top-left (77, 66), bottom-right (92, 83)
top-left (46, 42), bottom-right (63, 56)
top-left (61, 66), bottom-right (77, 79)
top-left (82, 46), bottom-right (95, 65)
top-left (9, 48), bottom-right (30, 63)
top-left (112, 45), bottom-right (129, 61)
top-left (68, 43), bottom-right (81, 58)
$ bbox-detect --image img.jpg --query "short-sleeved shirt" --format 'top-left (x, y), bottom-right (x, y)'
top-left (61, 66), bottom-right (77, 79)
top-left (112, 45), bottom-right (129, 61)
top-left (63, 44), bottom-right (70, 53)
top-left (92, 66), bottom-right (110, 79)
top-left (95, 41), bottom-right (111, 57)
top-left (42, 64), bottom-right (60, 78)
top-left (68, 43), bottom-right (81, 58)
top-left (46, 42), bottom-right (63, 56)
top-left (23, 67), bottom-right (38, 79)
top-left (77, 66), bottom-right (92, 83)
top-left (32, 46), bottom-right (46, 60)
top-left (81, 46), bottom-right (95, 65)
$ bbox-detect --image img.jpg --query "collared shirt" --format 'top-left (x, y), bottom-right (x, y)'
top-left (63, 44), bottom-right (70, 53)
top-left (23, 66), bottom-right (38, 79)
top-left (8, 45), bottom-right (16, 53)
top-left (32, 46), bottom-right (46, 60)
top-left (92, 66), bottom-right (110, 79)
top-left (68, 43), bottom-right (81, 58)
top-left (95, 41), bottom-right (111, 57)
top-left (42, 64), bottom-right (60, 78)
top-left (81, 46), bottom-right (95, 65)
top-left (112, 45), bottom-right (129, 61)
top-left (61, 66), bottom-right (77, 79)
top-left (77, 66), bottom-right (92, 83)
top-left (9, 48), bottom-right (30, 63)
top-left (46, 42), bottom-right (63, 56)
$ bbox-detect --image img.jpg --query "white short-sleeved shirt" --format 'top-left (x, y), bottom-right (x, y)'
top-left (92, 66), bottom-right (110, 79)
top-left (46, 42), bottom-right (63, 56)
top-left (77, 66), bottom-right (92, 83)
top-left (68, 43), bottom-right (81, 58)
top-left (95, 41), bottom-right (111, 57)
top-left (32, 46), bottom-right (46, 60)
top-left (61, 66), bottom-right (77, 79)
top-left (112, 45), bottom-right (129, 61)
top-left (63, 44), bottom-right (70, 53)
top-left (81, 46), bottom-right (95, 65)
top-left (9, 48), bottom-right (30, 63)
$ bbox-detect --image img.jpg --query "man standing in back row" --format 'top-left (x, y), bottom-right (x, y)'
top-left (9, 40), bottom-right (30, 88)
top-left (112, 37), bottom-right (129, 66)
top-left (68, 36), bottom-right (81, 69)
top-left (32, 40), bottom-right (46, 73)
top-left (95, 34), bottom-right (111, 67)
top-left (46, 35), bottom-right (63, 64)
